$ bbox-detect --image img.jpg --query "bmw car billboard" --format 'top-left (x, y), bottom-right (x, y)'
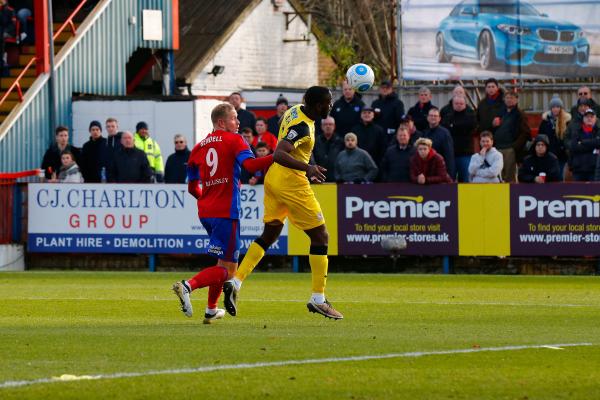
top-left (400, 0), bottom-right (600, 80)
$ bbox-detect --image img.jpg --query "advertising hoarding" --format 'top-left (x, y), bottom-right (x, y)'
top-left (28, 184), bottom-right (287, 254)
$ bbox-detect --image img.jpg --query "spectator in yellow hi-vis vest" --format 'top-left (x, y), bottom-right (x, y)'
top-left (134, 121), bottom-right (164, 182)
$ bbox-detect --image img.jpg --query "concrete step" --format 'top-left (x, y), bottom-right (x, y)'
top-left (0, 100), bottom-right (19, 112)
top-left (9, 67), bottom-right (36, 77)
top-left (53, 31), bottom-right (73, 44)
top-left (0, 91), bottom-right (24, 101)
top-left (0, 76), bottom-right (35, 90)
top-left (18, 54), bottom-right (35, 65)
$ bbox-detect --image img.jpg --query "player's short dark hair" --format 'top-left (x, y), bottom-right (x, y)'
top-left (241, 127), bottom-right (254, 135)
top-left (428, 106), bottom-right (440, 115)
top-left (55, 126), bottom-right (68, 135)
top-left (60, 149), bottom-right (74, 157)
top-left (304, 86), bottom-right (331, 107)
top-left (256, 117), bottom-right (268, 124)
top-left (480, 130), bottom-right (494, 140)
top-left (211, 103), bottom-right (235, 124)
top-left (255, 141), bottom-right (268, 150)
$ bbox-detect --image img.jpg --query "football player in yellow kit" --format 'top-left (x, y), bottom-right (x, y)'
top-left (223, 86), bottom-right (343, 320)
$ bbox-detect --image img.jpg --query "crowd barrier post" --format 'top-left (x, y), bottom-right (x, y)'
top-left (148, 254), bottom-right (156, 272)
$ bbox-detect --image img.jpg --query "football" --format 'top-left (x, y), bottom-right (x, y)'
top-left (346, 63), bottom-right (375, 92)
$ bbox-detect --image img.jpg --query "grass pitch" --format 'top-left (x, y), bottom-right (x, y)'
top-left (1, 271), bottom-right (599, 399)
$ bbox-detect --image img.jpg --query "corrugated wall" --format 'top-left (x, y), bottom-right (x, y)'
top-left (0, 0), bottom-right (176, 172)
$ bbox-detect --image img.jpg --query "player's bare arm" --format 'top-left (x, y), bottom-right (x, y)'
top-left (273, 140), bottom-right (326, 182)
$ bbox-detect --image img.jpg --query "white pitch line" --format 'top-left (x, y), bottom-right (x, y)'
top-left (0, 343), bottom-right (592, 390)
top-left (3, 297), bottom-right (600, 309)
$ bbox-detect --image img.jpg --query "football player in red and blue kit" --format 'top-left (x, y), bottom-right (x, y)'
top-left (172, 103), bottom-right (273, 324)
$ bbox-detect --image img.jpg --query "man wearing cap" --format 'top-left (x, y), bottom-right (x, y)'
top-left (267, 95), bottom-right (289, 136)
top-left (134, 121), bottom-right (165, 182)
top-left (570, 86), bottom-right (600, 120)
top-left (407, 86), bottom-right (436, 132)
top-left (371, 80), bottom-right (405, 138)
top-left (330, 80), bottom-right (365, 138)
top-left (518, 134), bottom-right (561, 183)
top-left (80, 120), bottom-right (109, 183)
top-left (567, 108), bottom-right (600, 182)
top-left (351, 106), bottom-right (388, 168)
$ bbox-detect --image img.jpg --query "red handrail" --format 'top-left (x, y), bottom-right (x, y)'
top-left (0, 57), bottom-right (36, 105)
top-left (53, 0), bottom-right (87, 41)
top-left (0, 0), bottom-right (88, 111)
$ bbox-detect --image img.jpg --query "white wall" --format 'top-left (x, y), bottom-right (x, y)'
top-left (191, 0), bottom-right (318, 96)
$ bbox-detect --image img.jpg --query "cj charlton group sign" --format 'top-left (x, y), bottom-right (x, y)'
top-left (27, 184), bottom-right (287, 254)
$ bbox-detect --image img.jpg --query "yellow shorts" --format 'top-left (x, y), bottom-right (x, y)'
top-left (263, 179), bottom-right (325, 231)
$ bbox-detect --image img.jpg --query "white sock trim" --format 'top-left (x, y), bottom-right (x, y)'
top-left (232, 277), bottom-right (242, 291)
top-left (205, 307), bottom-right (217, 315)
top-left (311, 293), bottom-right (325, 304)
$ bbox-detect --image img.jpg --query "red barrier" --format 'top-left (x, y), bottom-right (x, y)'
top-left (0, 169), bottom-right (40, 243)
top-left (0, 183), bottom-right (14, 243)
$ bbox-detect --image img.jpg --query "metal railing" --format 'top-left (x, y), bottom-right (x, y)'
top-left (0, 0), bottom-right (88, 110)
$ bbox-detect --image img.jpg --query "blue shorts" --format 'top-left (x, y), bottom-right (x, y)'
top-left (200, 218), bottom-right (240, 263)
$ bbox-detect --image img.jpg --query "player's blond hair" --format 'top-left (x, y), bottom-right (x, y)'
top-left (211, 103), bottom-right (235, 124)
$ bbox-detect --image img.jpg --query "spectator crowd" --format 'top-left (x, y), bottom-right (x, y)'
top-left (42, 82), bottom-right (600, 185)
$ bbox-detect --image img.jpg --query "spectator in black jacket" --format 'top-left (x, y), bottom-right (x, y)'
top-left (164, 134), bottom-right (191, 183)
top-left (330, 81), bottom-right (364, 138)
top-left (477, 78), bottom-right (504, 134)
top-left (267, 95), bottom-right (288, 136)
top-left (41, 126), bottom-right (81, 180)
top-left (351, 106), bottom-right (388, 168)
top-left (109, 131), bottom-right (153, 183)
top-left (80, 120), bottom-right (109, 183)
top-left (105, 117), bottom-right (122, 153)
top-left (229, 92), bottom-right (256, 133)
top-left (493, 91), bottom-right (530, 182)
top-left (313, 116), bottom-right (344, 182)
top-left (441, 95), bottom-right (477, 182)
top-left (440, 85), bottom-right (470, 120)
top-left (518, 135), bottom-right (561, 183)
top-left (567, 109), bottom-right (600, 182)
top-left (407, 86), bottom-right (435, 132)
top-left (371, 80), bottom-right (405, 137)
top-left (419, 107), bottom-right (455, 178)
top-left (380, 126), bottom-right (413, 182)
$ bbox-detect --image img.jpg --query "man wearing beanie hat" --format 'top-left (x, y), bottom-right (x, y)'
top-left (518, 134), bottom-right (561, 183)
top-left (81, 120), bottom-right (109, 182)
top-left (267, 95), bottom-right (289, 136)
top-left (538, 94), bottom-right (570, 178)
top-left (134, 121), bottom-right (164, 182)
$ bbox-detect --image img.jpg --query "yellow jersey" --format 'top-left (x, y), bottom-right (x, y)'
top-left (266, 104), bottom-right (315, 187)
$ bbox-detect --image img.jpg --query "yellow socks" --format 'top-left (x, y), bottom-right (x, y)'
top-left (309, 245), bottom-right (328, 294)
top-left (235, 241), bottom-right (266, 282)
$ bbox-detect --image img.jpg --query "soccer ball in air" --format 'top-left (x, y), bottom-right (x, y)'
top-left (346, 63), bottom-right (375, 92)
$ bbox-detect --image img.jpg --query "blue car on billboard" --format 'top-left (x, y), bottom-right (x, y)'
top-left (435, 0), bottom-right (590, 70)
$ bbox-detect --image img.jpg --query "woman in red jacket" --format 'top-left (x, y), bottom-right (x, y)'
top-left (409, 138), bottom-right (453, 184)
